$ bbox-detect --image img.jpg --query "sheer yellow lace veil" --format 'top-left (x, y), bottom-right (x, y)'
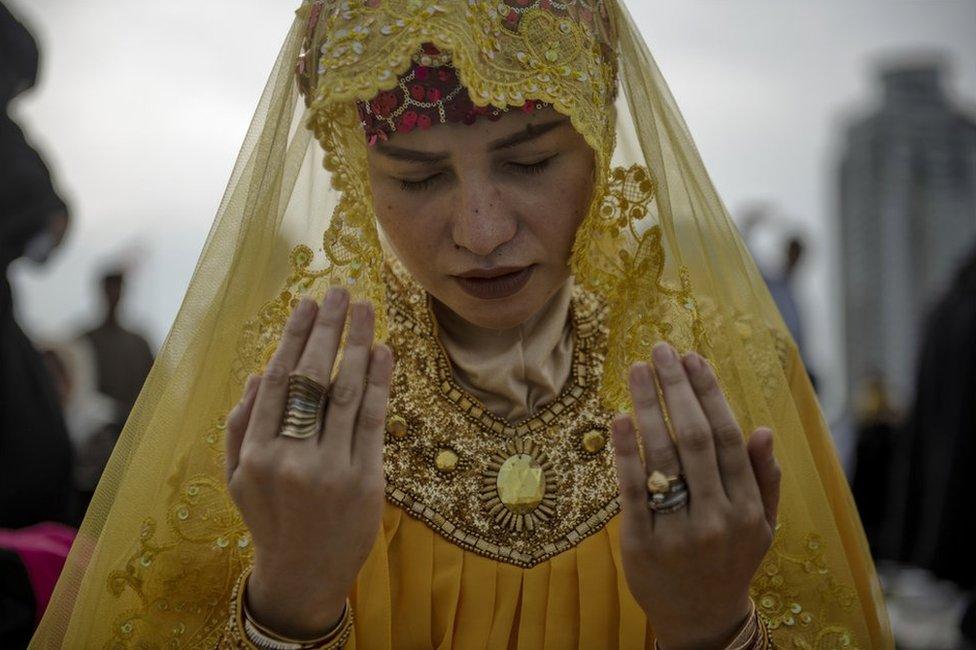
top-left (31, 1), bottom-right (891, 647)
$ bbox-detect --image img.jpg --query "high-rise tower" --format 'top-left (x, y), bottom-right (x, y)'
top-left (839, 59), bottom-right (976, 407)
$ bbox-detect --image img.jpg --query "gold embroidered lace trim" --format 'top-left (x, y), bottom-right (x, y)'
top-left (754, 520), bottom-right (863, 649)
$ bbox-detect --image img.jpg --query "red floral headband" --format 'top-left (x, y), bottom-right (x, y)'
top-left (356, 44), bottom-right (549, 145)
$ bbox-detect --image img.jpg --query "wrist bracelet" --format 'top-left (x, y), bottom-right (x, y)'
top-left (727, 600), bottom-right (759, 650)
top-left (225, 566), bottom-right (354, 650)
top-left (653, 600), bottom-right (770, 650)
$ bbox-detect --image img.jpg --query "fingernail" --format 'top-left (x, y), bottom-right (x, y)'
top-left (683, 352), bottom-right (702, 373)
top-left (323, 289), bottom-right (338, 309)
top-left (611, 413), bottom-right (632, 436)
top-left (753, 427), bottom-right (774, 453)
top-left (351, 302), bottom-right (369, 326)
top-left (652, 342), bottom-right (675, 366)
top-left (324, 287), bottom-right (347, 309)
top-left (373, 344), bottom-right (391, 363)
top-left (630, 362), bottom-right (652, 384)
top-left (295, 298), bottom-right (315, 320)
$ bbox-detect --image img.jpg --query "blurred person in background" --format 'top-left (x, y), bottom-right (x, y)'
top-left (764, 236), bottom-right (810, 376)
top-left (0, 0), bottom-right (73, 531)
top-left (740, 208), bottom-right (818, 391)
top-left (1, 1), bottom-right (76, 645)
top-left (882, 241), bottom-right (976, 647)
top-left (81, 268), bottom-right (155, 428)
top-left (41, 340), bottom-right (122, 522)
top-left (64, 268), bottom-right (154, 517)
top-left (849, 373), bottom-right (899, 556)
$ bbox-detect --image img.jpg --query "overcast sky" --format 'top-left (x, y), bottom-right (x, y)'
top-left (7, 0), bottom-right (976, 417)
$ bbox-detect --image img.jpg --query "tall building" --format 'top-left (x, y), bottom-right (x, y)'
top-left (839, 58), bottom-right (976, 408)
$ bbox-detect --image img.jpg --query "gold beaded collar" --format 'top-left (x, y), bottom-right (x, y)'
top-left (382, 268), bottom-right (620, 567)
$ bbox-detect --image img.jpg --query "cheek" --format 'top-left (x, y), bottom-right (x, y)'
top-left (370, 183), bottom-right (444, 267)
top-left (524, 164), bottom-right (594, 251)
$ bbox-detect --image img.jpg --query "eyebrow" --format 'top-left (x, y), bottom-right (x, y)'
top-left (489, 118), bottom-right (568, 151)
top-left (374, 117), bottom-right (569, 164)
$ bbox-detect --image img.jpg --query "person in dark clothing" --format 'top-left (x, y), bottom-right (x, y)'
top-left (1, 2), bottom-right (76, 644)
top-left (0, 547), bottom-right (34, 648)
top-left (67, 269), bottom-right (154, 516)
top-left (0, 1), bottom-right (37, 103)
top-left (880, 241), bottom-right (976, 644)
top-left (0, 0), bottom-right (73, 532)
top-left (849, 374), bottom-right (899, 556)
top-left (83, 270), bottom-right (155, 422)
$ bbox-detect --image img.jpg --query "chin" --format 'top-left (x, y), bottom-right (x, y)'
top-left (428, 274), bottom-right (551, 330)
top-left (451, 296), bottom-right (543, 330)
top-left (419, 265), bottom-right (568, 330)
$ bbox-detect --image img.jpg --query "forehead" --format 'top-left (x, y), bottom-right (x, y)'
top-left (370, 106), bottom-right (573, 155)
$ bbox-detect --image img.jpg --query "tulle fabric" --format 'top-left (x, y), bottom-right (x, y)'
top-left (30, 1), bottom-right (892, 647)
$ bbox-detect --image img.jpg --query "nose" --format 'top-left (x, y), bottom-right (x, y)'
top-left (451, 179), bottom-right (518, 258)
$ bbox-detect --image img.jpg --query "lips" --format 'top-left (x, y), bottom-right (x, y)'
top-left (453, 265), bottom-right (535, 300)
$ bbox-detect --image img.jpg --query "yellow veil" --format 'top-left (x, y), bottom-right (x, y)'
top-left (32, 0), bottom-right (891, 647)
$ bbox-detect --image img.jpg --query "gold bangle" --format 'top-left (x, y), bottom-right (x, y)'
top-left (653, 600), bottom-right (760, 650)
top-left (226, 566), bottom-right (354, 650)
top-left (728, 603), bottom-right (759, 650)
top-left (755, 609), bottom-right (774, 650)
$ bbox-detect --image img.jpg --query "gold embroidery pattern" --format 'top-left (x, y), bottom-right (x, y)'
top-left (382, 267), bottom-right (621, 568)
top-left (306, 0), bottom-right (616, 151)
top-left (753, 521), bottom-right (862, 649)
top-left (104, 419), bottom-right (253, 648)
top-left (694, 301), bottom-right (794, 421)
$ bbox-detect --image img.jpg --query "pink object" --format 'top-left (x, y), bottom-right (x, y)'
top-left (0, 522), bottom-right (76, 624)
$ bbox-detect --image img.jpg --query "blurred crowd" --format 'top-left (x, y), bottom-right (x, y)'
top-left (1, 1), bottom-right (974, 648)
top-left (1, 4), bottom-right (153, 645)
top-left (850, 243), bottom-right (976, 649)
top-left (745, 205), bottom-right (976, 649)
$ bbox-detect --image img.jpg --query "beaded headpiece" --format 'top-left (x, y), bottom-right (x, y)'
top-left (355, 44), bottom-right (550, 144)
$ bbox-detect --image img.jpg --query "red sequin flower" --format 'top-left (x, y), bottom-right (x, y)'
top-left (356, 44), bottom-right (548, 145)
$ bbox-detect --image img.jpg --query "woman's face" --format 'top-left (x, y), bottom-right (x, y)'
top-left (367, 107), bottom-right (595, 330)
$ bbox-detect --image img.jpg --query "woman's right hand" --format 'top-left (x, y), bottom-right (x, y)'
top-left (224, 287), bottom-right (393, 638)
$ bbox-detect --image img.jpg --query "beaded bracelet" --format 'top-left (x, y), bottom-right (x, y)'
top-left (654, 600), bottom-right (773, 650)
top-left (223, 566), bottom-right (354, 650)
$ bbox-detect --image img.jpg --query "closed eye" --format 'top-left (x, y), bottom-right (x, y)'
top-left (398, 173), bottom-right (442, 192)
top-left (508, 155), bottom-right (556, 175)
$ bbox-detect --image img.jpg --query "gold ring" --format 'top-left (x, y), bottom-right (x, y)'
top-left (646, 471), bottom-right (689, 514)
top-left (646, 470), bottom-right (683, 495)
top-left (279, 373), bottom-right (329, 440)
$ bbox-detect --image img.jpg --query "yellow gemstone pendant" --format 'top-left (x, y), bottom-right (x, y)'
top-left (482, 438), bottom-right (556, 532)
top-left (496, 454), bottom-right (545, 514)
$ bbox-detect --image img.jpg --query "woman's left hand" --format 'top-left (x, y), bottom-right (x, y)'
top-left (611, 342), bottom-right (782, 650)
